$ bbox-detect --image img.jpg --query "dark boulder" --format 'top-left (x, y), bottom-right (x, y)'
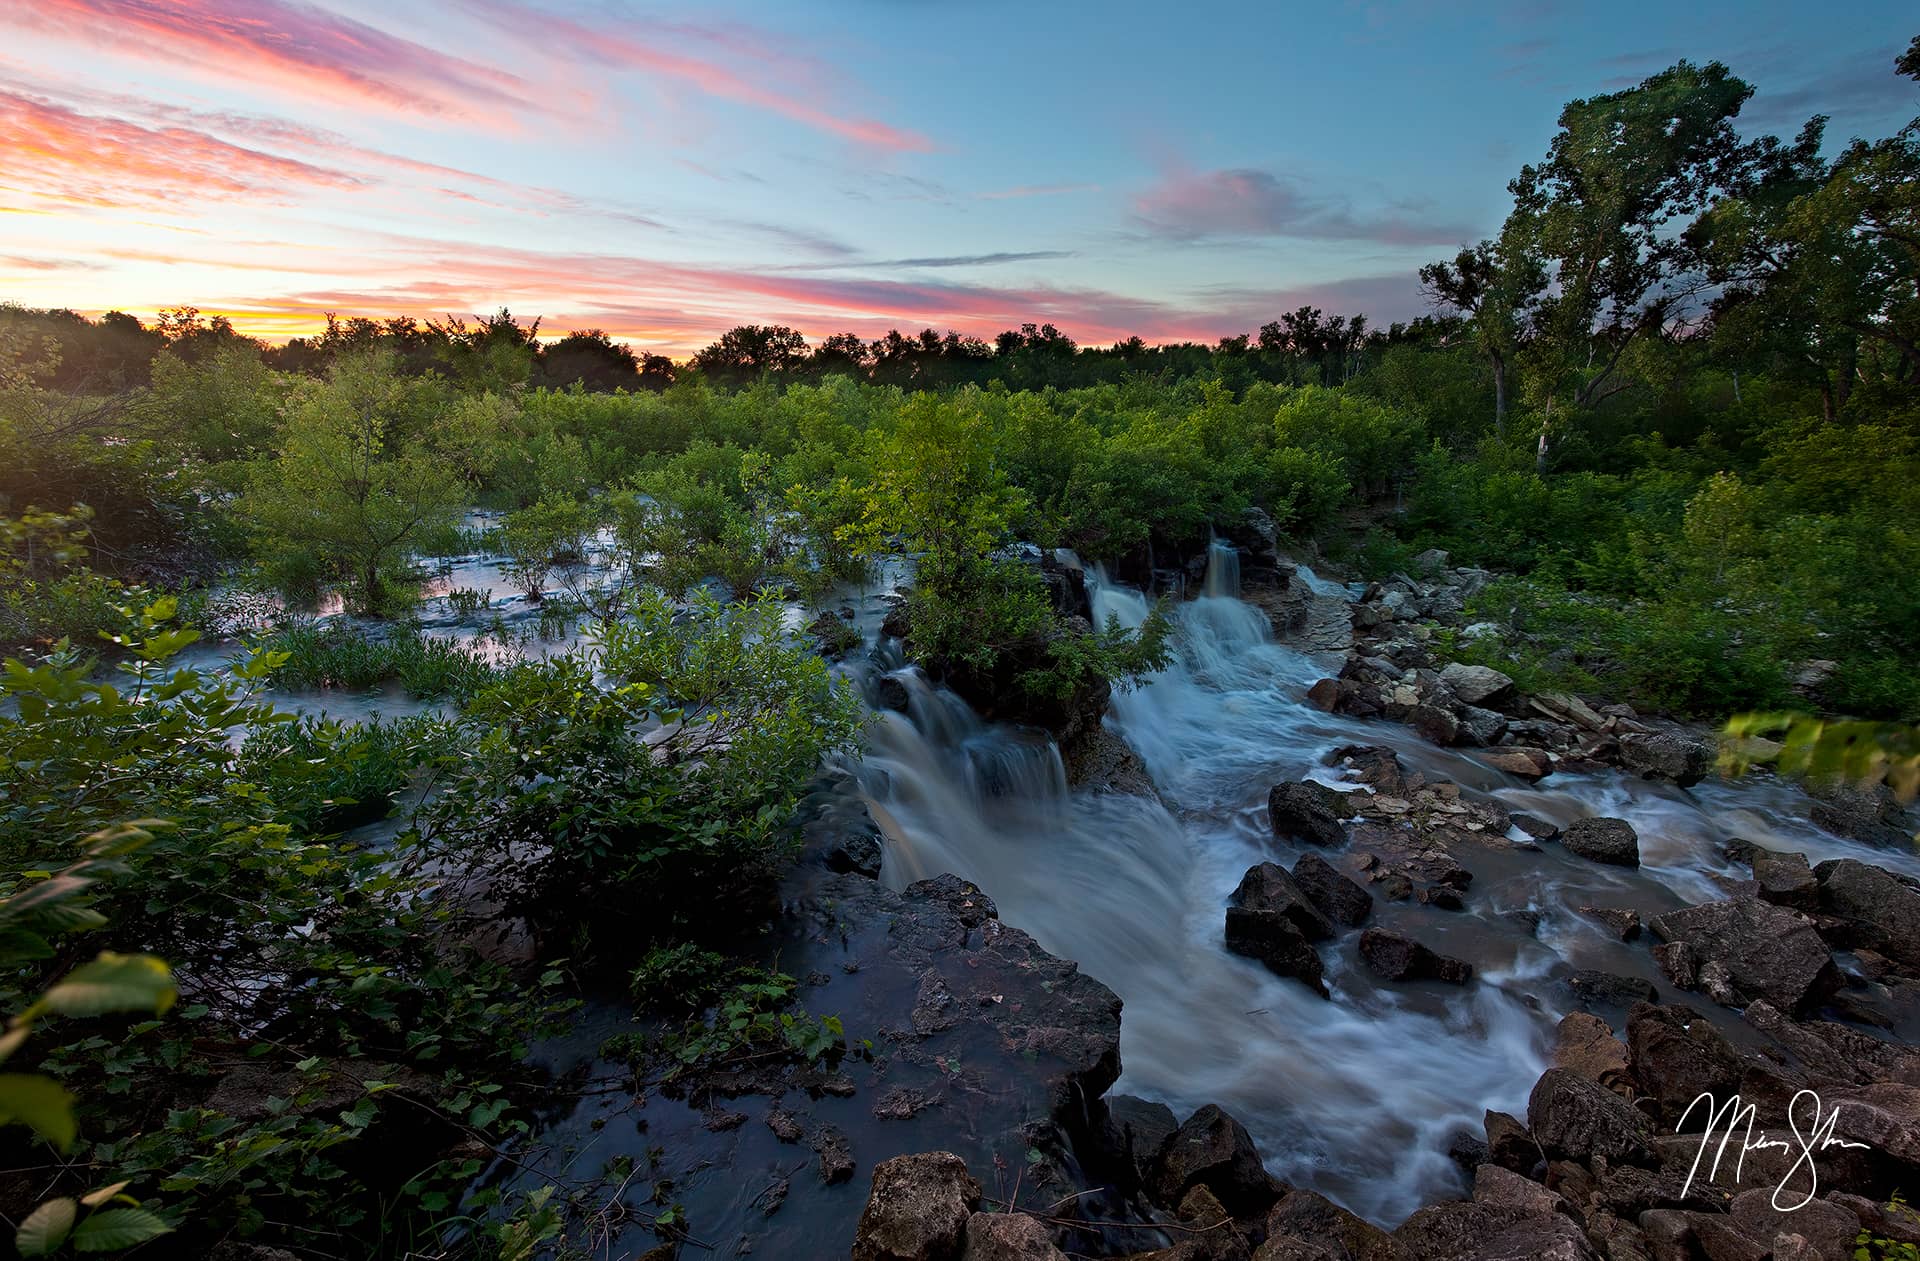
top-left (1389, 1202), bottom-right (1532, 1261)
top-left (1815, 858), bottom-right (1920, 970)
top-left (1750, 849), bottom-right (1818, 910)
top-left (960, 1211), bottom-right (1069, 1261)
top-left (1357, 927), bottom-right (1472, 985)
top-left (1289, 853), bottom-right (1372, 927)
top-left (1560, 817), bottom-right (1641, 867)
top-left (1527, 1067), bottom-right (1655, 1165)
top-left (1617, 731), bottom-right (1713, 787)
top-left (1808, 779), bottom-right (1917, 848)
top-left (1153, 1104), bottom-right (1285, 1219)
top-left (1267, 781), bottom-right (1349, 846)
top-left (1229, 863), bottom-right (1335, 942)
top-left (1263, 1190), bottom-right (1396, 1261)
top-left (1647, 897), bottom-right (1840, 1014)
top-left (1225, 871), bottom-right (1330, 998)
top-left (1624, 1003), bottom-right (1742, 1129)
top-left (1564, 969), bottom-right (1658, 1009)
top-left (1485, 1109), bottom-right (1544, 1177)
top-left (1106, 1095), bottom-right (1179, 1192)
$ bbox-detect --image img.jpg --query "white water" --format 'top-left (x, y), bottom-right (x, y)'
top-left (851, 543), bottom-right (1920, 1224)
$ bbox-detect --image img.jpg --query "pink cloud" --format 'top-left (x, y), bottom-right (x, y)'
top-left (9, 0), bottom-right (546, 125)
top-left (1136, 165), bottom-right (1472, 246)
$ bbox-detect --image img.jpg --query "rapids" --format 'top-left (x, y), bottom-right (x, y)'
top-left (849, 543), bottom-right (1920, 1224)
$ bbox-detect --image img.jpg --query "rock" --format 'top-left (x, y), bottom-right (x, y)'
top-left (1647, 898), bottom-right (1840, 1014)
top-left (1289, 853), bottom-right (1372, 927)
top-left (1061, 725), bottom-right (1161, 798)
top-left (1727, 1188), bottom-right (1860, 1261)
top-left (1741, 1000), bottom-right (1920, 1086)
top-left (1580, 906), bottom-right (1643, 941)
top-left (1624, 1004), bottom-right (1742, 1128)
top-left (1249, 1238), bottom-right (1336, 1261)
top-left (1830, 1192), bottom-right (1920, 1247)
top-left (1486, 748), bottom-right (1554, 781)
top-left (1747, 850), bottom-right (1818, 910)
top-left (1651, 941), bottom-right (1697, 990)
top-left (1357, 927), bottom-right (1472, 985)
top-left (1534, 692), bottom-right (1608, 732)
top-left (1389, 1202), bottom-right (1531, 1261)
top-left (1561, 817), bottom-right (1641, 867)
top-left (1554, 1011), bottom-right (1632, 1095)
top-left (1458, 705), bottom-right (1510, 746)
top-left (1350, 821), bottom-right (1474, 891)
top-left (1565, 970), bottom-right (1659, 1009)
top-left (1225, 891), bottom-right (1329, 999)
top-left (1418, 885), bottom-right (1467, 910)
top-left (852, 1152), bottom-right (983, 1261)
top-left (1617, 731), bottom-right (1713, 787)
top-left (960, 1212), bottom-right (1068, 1260)
top-left (1263, 1189), bottom-right (1397, 1261)
top-left (1328, 745), bottom-right (1414, 795)
top-left (1815, 859), bottom-right (1920, 970)
top-left (815, 1124), bottom-right (857, 1184)
top-left (906, 874), bottom-right (999, 928)
top-left (1228, 863), bottom-right (1335, 942)
top-left (1154, 1104), bottom-right (1284, 1218)
top-left (1449, 1127), bottom-right (1490, 1176)
top-left (1477, 1214), bottom-right (1601, 1261)
top-left (1808, 778), bottom-right (1916, 848)
top-left (1411, 704), bottom-right (1462, 746)
top-left (877, 674), bottom-right (912, 711)
top-left (1439, 663), bottom-right (1517, 708)
top-left (1528, 1067), bottom-right (1655, 1165)
top-left (1267, 781), bottom-right (1349, 847)
top-left (1474, 1163), bottom-right (1572, 1218)
top-left (1107, 1095), bottom-right (1179, 1190)
top-left (1304, 678), bottom-right (1342, 712)
top-left (1511, 813), bottom-right (1560, 841)
top-left (1486, 1110), bottom-right (1544, 1176)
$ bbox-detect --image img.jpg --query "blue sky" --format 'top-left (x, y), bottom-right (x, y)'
top-left (1, 0), bottom-right (1913, 353)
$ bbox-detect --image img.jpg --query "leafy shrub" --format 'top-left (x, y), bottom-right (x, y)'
top-left (257, 623), bottom-right (500, 700)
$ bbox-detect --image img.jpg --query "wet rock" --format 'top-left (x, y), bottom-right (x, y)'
top-left (1289, 853), bottom-right (1372, 927)
top-left (1458, 705), bottom-right (1511, 747)
top-left (1229, 863), bottom-right (1335, 942)
top-left (1389, 1201), bottom-right (1531, 1261)
top-left (1565, 970), bottom-right (1659, 1009)
top-left (1350, 821), bottom-right (1474, 890)
top-left (1153, 1104), bottom-right (1285, 1218)
top-left (1410, 703), bottom-right (1461, 746)
top-left (1304, 678), bottom-right (1342, 712)
top-left (1503, 908), bottom-right (1544, 935)
top-left (765, 1103), bottom-right (805, 1143)
top-left (815, 1124), bottom-right (857, 1184)
top-left (1651, 941), bottom-right (1698, 991)
top-left (907, 874), bottom-right (1000, 928)
top-left (1479, 1214), bottom-right (1602, 1261)
top-left (1830, 1192), bottom-right (1920, 1247)
top-left (1807, 778), bottom-right (1917, 848)
top-left (1449, 1127), bottom-right (1490, 1177)
top-left (1486, 1109), bottom-right (1544, 1176)
top-left (1561, 817), bottom-right (1641, 867)
top-left (1747, 849), bottom-right (1818, 910)
top-left (1248, 1238), bottom-right (1335, 1261)
top-left (1528, 1067), bottom-right (1655, 1165)
top-left (1727, 1188), bottom-right (1860, 1260)
top-left (1617, 731), bottom-right (1713, 787)
top-left (852, 1151), bottom-right (983, 1261)
top-left (1267, 781), bottom-right (1350, 846)
top-left (1579, 906), bottom-right (1643, 941)
top-left (960, 1212), bottom-right (1068, 1261)
top-left (1107, 1095), bottom-right (1179, 1191)
top-left (824, 818), bottom-right (886, 878)
top-left (1533, 692), bottom-right (1609, 732)
top-left (1741, 1000), bottom-right (1920, 1086)
top-left (1625, 1003), bottom-right (1743, 1129)
top-left (1815, 858), bottom-right (1920, 970)
top-left (1554, 1011), bottom-right (1632, 1096)
top-left (1357, 927), bottom-right (1472, 985)
top-left (1475, 1163), bottom-right (1572, 1218)
top-left (1263, 1189), bottom-right (1397, 1261)
top-left (1647, 897), bottom-right (1840, 1014)
top-left (1327, 744), bottom-right (1414, 796)
top-left (1439, 662), bottom-right (1517, 708)
top-left (1225, 900), bottom-right (1328, 999)
top-left (1511, 812), bottom-right (1560, 841)
top-left (1486, 748), bottom-right (1554, 781)
top-left (1417, 885), bottom-right (1467, 910)
top-left (1061, 725), bottom-right (1162, 798)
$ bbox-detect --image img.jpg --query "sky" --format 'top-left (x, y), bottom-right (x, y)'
top-left (1, 1), bottom-right (1914, 356)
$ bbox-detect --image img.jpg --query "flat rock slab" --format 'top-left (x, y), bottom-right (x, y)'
top-left (1648, 897), bottom-right (1839, 1014)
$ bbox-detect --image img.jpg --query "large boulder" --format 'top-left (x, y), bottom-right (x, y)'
top-left (1289, 853), bottom-right (1372, 927)
top-left (853, 1152), bottom-right (983, 1261)
top-left (1527, 1067), bottom-right (1655, 1165)
top-left (1225, 865), bottom-right (1330, 998)
top-left (1357, 927), bottom-right (1472, 985)
top-left (1267, 781), bottom-right (1349, 847)
top-left (1262, 1190), bottom-right (1396, 1261)
top-left (1750, 849), bottom-right (1817, 911)
top-left (1815, 858), bottom-right (1920, 970)
top-left (1808, 778), bottom-right (1917, 848)
top-left (1617, 731), bottom-right (1713, 787)
top-left (1485, 1110), bottom-right (1544, 1176)
top-left (1647, 898), bottom-right (1840, 1014)
top-left (1106, 1095), bottom-right (1179, 1193)
top-left (1153, 1105), bottom-right (1285, 1219)
top-left (1560, 817), bottom-right (1641, 867)
top-left (1389, 1202), bottom-right (1532, 1261)
top-left (1727, 1188), bottom-right (1861, 1261)
top-left (1624, 1003), bottom-right (1742, 1128)
top-left (1439, 662), bottom-right (1517, 708)
top-left (1553, 1011), bottom-right (1631, 1096)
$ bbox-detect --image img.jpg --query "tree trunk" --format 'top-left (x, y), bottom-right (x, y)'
top-left (1534, 397), bottom-right (1554, 475)
top-left (1491, 351), bottom-right (1508, 437)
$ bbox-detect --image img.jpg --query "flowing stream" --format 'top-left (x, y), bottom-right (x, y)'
top-left (850, 544), bottom-right (1920, 1224)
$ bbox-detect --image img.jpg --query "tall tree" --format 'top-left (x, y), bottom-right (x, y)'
top-left (1418, 238), bottom-right (1544, 434)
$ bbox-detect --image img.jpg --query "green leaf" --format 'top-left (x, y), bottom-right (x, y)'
top-left (16, 1197), bottom-right (76, 1256)
top-left (29, 953), bottom-right (176, 1020)
top-left (0, 1074), bottom-right (77, 1149)
top-left (71, 1207), bottom-right (172, 1251)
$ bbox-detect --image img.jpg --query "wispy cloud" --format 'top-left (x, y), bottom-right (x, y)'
top-left (10, 0), bottom-right (545, 125)
top-left (455, 0), bottom-right (933, 151)
top-left (1134, 165), bottom-right (1474, 247)
top-left (0, 88), bottom-right (367, 211)
top-left (978, 183), bottom-right (1101, 200)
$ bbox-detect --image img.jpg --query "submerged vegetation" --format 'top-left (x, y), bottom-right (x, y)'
top-left (0, 36), bottom-right (1915, 1258)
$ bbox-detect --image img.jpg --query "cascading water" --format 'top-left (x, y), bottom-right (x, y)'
top-left (849, 541), bottom-right (1920, 1223)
